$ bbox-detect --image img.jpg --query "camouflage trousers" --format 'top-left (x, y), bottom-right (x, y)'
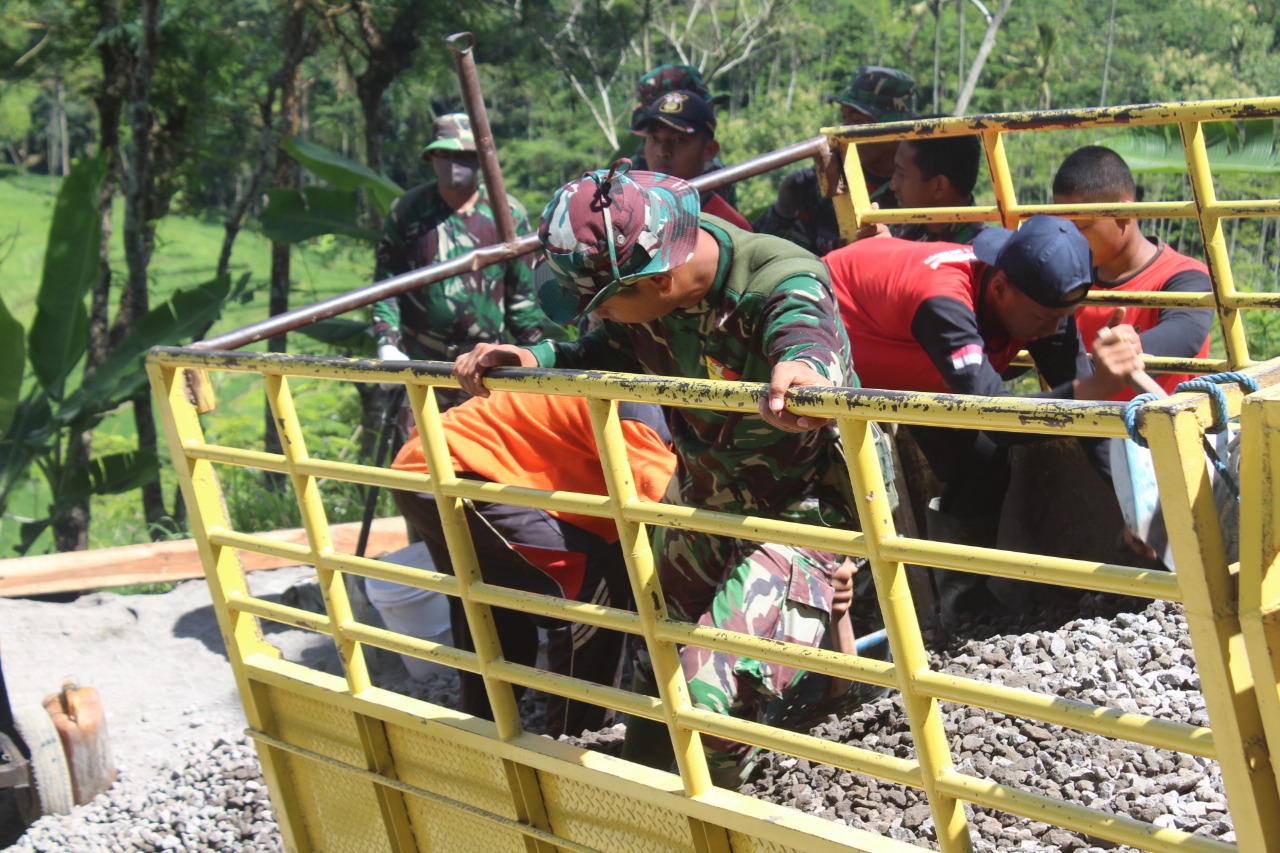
top-left (631, 525), bottom-right (843, 780)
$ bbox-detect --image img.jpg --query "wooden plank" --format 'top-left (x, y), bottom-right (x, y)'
top-left (0, 518), bottom-right (410, 598)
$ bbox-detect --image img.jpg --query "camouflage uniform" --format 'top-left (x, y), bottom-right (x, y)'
top-left (755, 66), bottom-right (916, 256)
top-left (893, 216), bottom-right (985, 245)
top-left (534, 182), bottom-right (858, 777)
top-left (752, 169), bottom-right (896, 257)
top-left (373, 114), bottom-right (544, 408)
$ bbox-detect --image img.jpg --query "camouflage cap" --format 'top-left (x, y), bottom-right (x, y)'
top-left (830, 66), bottom-right (917, 122)
top-left (422, 113), bottom-right (476, 157)
top-left (537, 158), bottom-right (702, 324)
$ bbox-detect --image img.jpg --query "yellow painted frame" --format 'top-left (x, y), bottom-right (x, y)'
top-left (150, 343), bottom-right (1280, 853)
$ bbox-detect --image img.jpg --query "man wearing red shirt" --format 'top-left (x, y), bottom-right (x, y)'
top-left (1054, 146), bottom-right (1214, 399)
top-left (825, 217), bottom-right (1143, 624)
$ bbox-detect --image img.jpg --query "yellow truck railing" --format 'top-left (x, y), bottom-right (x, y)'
top-left (147, 95), bottom-right (1280, 852)
top-left (149, 345), bottom-right (1280, 852)
top-left (825, 96), bottom-right (1280, 373)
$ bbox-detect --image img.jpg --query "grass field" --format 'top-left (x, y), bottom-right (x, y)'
top-left (1, 171), bottom-right (381, 555)
top-left (1, 170), bottom-right (372, 333)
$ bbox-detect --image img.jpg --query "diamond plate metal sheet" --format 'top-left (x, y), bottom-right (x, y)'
top-left (540, 771), bottom-right (693, 851)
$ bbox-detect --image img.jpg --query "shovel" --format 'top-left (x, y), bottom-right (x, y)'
top-left (1097, 327), bottom-right (1174, 566)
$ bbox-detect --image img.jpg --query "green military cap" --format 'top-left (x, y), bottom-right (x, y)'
top-left (422, 113), bottom-right (476, 157)
top-left (830, 66), bottom-right (917, 122)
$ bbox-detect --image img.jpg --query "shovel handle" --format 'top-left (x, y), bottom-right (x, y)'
top-left (828, 609), bottom-right (858, 697)
top-left (1125, 367), bottom-right (1167, 398)
top-left (1097, 326), bottom-right (1168, 399)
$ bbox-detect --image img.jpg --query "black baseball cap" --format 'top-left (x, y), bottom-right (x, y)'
top-left (973, 215), bottom-right (1093, 308)
top-left (634, 90), bottom-right (717, 138)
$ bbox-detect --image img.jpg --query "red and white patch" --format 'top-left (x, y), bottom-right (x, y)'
top-left (705, 356), bottom-right (741, 381)
top-left (949, 344), bottom-right (984, 370)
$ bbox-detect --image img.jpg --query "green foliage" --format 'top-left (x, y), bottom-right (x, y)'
top-left (261, 186), bottom-right (379, 244)
top-left (261, 138), bottom-right (405, 246)
top-left (0, 157), bottom-right (245, 555)
top-left (0, 85), bottom-right (36, 144)
top-left (29, 152), bottom-right (107, 393)
top-left (1107, 120), bottom-right (1280, 174)
top-left (282, 137), bottom-right (403, 216)
top-left (0, 293), bottom-right (21, 435)
top-left (4, 0), bottom-right (1279, 555)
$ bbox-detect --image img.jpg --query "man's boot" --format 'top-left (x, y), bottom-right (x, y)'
top-left (925, 497), bottom-right (1001, 629)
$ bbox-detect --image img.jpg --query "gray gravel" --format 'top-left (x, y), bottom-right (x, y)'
top-left (743, 595), bottom-right (1233, 851)
top-left (10, 593), bottom-right (1236, 852)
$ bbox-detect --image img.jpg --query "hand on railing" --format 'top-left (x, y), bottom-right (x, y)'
top-left (377, 344), bottom-right (409, 362)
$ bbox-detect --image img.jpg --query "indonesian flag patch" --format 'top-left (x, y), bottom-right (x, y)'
top-left (705, 356), bottom-right (741, 381)
top-left (949, 344), bottom-right (984, 371)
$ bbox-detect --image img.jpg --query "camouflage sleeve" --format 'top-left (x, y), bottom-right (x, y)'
top-left (372, 201), bottom-right (410, 350)
top-left (762, 274), bottom-right (854, 388)
top-left (526, 322), bottom-right (643, 373)
top-left (501, 199), bottom-right (545, 345)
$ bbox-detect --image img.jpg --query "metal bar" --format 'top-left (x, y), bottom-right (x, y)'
top-left (652, 619), bottom-right (896, 690)
top-left (913, 669), bottom-right (1215, 757)
top-left (822, 96), bottom-right (1280, 142)
top-left (1181, 119), bottom-right (1250, 368)
top-left (1237, 385), bottom-right (1280, 798)
top-left (936, 769), bottom-right (1238, 853)
top-left (586, 397), bottom-right (713, 796)
top-left (264, 373), bottom-right (373, 694)
top-left (150, 348), bottom-right (1149, 437)
top-left (446, 32), bottom-right (516, 245)
top-left (678, 707), bottom-right (922, 788)
top-left (839, 417), bottom-right (973, 853)
top-left (879, 537), bottom-right (1185, 601)
top-left (407, 382), bottom-right (524, 738)
top-left (981, 129), bottom-right (1020, 229)
top-left (144, 363), bottom-right (310, 851)
top-left (195, 137), bottom-right (826, 354)
top-left (195, 235), bottom-right (540, 352)
top-left (688, 134), bottom-right (826, 193)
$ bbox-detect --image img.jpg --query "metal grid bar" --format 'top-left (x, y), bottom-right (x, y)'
top-left (827, 98), bottom-right (1280, 376)
top-left (1238, 385), bottom-right (1280, 799)
top-left (145, 89), bottom-right (1280, 847)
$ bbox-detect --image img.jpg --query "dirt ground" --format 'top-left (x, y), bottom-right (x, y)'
top-left (0, 566), bottom-right (332, 783)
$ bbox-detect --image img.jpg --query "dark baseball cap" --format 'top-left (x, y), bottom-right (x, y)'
top-left (973, 215), bottom-right (1093, 308)
top-left (830, 66), bottom-right (917, 122)
top-left (537, 158), bottom-right (702, 324)
top-left (635, 90), bottom-right (717, 138)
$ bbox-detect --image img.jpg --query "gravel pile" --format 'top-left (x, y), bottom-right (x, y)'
top-left (12, 738), bottom-right (280, 853)
top-left (743, 595), bottom-right (1234, 851)
top-left (10, 595), bottom-right (1235, 852)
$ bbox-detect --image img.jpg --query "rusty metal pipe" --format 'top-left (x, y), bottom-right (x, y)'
top-left (196, 137), bottom-right (828, 352)
top-left (196, 234), bottom-right (540, 351)
top-left (687, 135), bottom-right (827, 193)
top-left (447, 32), bottom-right (517, 245)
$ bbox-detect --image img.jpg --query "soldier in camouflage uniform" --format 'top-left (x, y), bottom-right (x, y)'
top-left (754, 66), bottom-right (917, 256)
top-left (373, 113), bottom-right (545, 409)
top-left (627, 64), bottom-right (737, 208)
top-left (887, 132), bottom-right (986, 244)
top-left (455, 159), bottom-right (862, 784)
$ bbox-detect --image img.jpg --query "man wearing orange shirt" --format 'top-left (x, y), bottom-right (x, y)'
top-left (391, 391), bottom-right (675, 737)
